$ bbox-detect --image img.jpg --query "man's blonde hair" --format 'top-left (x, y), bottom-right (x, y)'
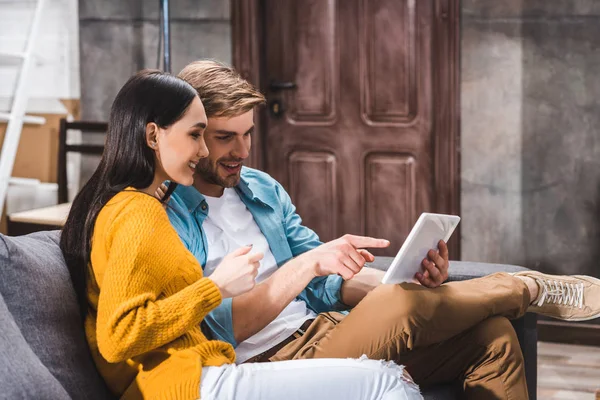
top-left (178, 60), bottom-right (265, 118)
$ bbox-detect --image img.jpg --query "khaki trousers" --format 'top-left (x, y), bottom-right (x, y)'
top-left (271, 273), bottom-right (530, 400)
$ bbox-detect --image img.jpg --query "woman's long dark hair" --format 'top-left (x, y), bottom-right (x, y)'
top-left (60, 70), bottom-right (198, 317)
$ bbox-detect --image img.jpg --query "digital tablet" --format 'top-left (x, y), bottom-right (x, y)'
top-left (381, 213), bottom-right (460, 284)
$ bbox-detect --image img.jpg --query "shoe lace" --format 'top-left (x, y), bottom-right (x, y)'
top-left (535, 278), bottom-right (584, 309)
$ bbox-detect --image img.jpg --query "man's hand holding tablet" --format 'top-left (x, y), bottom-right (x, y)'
top-left (415, 239), bottom-right (450, 288)
top-left (381, 213), bottom-right (460, 288)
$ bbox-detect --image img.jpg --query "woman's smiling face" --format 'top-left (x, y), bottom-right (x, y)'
top-left (151, 96), bottom-right (209, 186)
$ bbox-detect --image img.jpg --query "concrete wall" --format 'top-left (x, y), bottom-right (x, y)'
top-left (0, 0), bottom-right (79, 112)
top-left (461, 0), bottom-right (600, 277)
top-left (78, 0), bottom-right (231, 182)
top-left (79, 0), bottom-right (231, 121)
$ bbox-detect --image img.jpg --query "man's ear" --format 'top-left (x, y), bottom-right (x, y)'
top-left (146, 122), bottom-right (159, 150)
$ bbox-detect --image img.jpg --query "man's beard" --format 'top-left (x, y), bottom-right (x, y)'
top-left (195, 157), bottom-right (242, 188)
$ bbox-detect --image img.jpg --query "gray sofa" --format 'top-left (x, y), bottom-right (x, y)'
top-left (0, 231), bottom-right (537, 400)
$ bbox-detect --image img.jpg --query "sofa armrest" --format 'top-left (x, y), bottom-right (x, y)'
top-left (366, 257), bottom-right (538, 400)
top-left (367, 258), bottom-right (531, 277)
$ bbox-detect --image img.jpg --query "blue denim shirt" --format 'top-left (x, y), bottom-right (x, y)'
top-left (167, 167), bottom-right (349, 346)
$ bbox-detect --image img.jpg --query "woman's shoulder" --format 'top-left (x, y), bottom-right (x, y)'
top-left (109, 189), bottom-right (161, 209)
top-left (92, 188), bottom-right (183, 268)
top-left (99, 189), bottom-right (167, 231)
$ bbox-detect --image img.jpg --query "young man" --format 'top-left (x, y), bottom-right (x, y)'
top-left (167, 60), bottom-right (600, 399)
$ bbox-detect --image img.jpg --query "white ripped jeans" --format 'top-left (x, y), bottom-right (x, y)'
top-left (200, 356), bottom-right (423, 400)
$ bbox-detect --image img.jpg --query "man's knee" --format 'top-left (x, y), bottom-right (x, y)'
top-left (471, 316), bottom-right (524, 364)
top-left (365, 284), bottom-right (431, 324)
top-left (369, 284), bottom-right (423, 315)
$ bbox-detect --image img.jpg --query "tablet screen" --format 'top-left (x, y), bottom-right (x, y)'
top-left (381, 213), bottom-right (460, 284)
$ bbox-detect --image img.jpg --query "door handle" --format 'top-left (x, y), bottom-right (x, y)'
top-left (269, 81), bottom-right (297, 91)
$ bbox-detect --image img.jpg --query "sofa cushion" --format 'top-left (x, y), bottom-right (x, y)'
top-left (368, 257), bottom-right (529, 279)
top-left (0, 231), bottom-right (112, 399)
top-left (0, 290), bottom-right (70, 399)
top-left (421, 384), bottom-right (462, 400)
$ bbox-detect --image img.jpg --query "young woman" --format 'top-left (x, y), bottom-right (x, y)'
top-left (60, 70), bottom-right (422, 400)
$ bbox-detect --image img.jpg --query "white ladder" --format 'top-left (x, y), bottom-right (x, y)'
top-left (0, 0), bottom-right (47, 214)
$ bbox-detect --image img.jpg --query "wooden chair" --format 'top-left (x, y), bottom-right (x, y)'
top-left (7, 118), bottom-right (107, 235)
top-left (57, 119), bottom-right (107, 204)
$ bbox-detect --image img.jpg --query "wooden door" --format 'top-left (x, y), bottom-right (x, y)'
top-left (233, 0), bottom-right (460, 257)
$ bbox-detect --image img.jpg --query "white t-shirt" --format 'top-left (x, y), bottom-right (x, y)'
top-left (202, 188), bottom-right (317, 363)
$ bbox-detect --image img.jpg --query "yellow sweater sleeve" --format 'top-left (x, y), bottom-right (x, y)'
top-left (96, 195), bottom-right (222, 363)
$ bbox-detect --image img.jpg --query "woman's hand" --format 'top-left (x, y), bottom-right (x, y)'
top-left (209, 246), bottom-right (263, 298)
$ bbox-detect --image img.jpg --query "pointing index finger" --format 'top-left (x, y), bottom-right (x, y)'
top-left (344, 235), bottom-right (390, 249)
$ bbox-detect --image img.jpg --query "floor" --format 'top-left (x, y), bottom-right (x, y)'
top-left (538, 342), bottom-right (600, 399)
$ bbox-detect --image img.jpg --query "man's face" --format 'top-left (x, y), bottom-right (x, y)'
top-left (195, 110), bottom-right (253, 190)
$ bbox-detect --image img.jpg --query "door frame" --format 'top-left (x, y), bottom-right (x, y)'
top-left (231, 0), bottom-right (462, 258)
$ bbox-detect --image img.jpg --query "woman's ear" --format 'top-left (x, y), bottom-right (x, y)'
top-left (146, 122), bottom-right (159, 150)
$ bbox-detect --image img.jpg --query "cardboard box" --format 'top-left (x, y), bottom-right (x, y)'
top-left (0, 99), bottom-right (80, 234)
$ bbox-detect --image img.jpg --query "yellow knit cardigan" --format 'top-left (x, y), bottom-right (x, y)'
top-left (85, 190), bottom-right (235, 400)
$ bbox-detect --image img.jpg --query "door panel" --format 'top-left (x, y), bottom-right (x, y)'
top-left (360, 0), bottom-right (417, 123)
top-left (289, 0), bottom-right (337, 122)
top-left (364, 153), bottom-right (417, 243)
top-left (288, 151), bottom-right (337, 241)
top-left (265, 0), bottom-right (338, 125)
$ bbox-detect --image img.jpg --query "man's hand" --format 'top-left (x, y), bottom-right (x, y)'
top-left (155, 183), bottom-right (169, 202)
top-left (415, 240), bottom-right (449, 288)
top-left (297, 234), bottom-right (390, 280)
